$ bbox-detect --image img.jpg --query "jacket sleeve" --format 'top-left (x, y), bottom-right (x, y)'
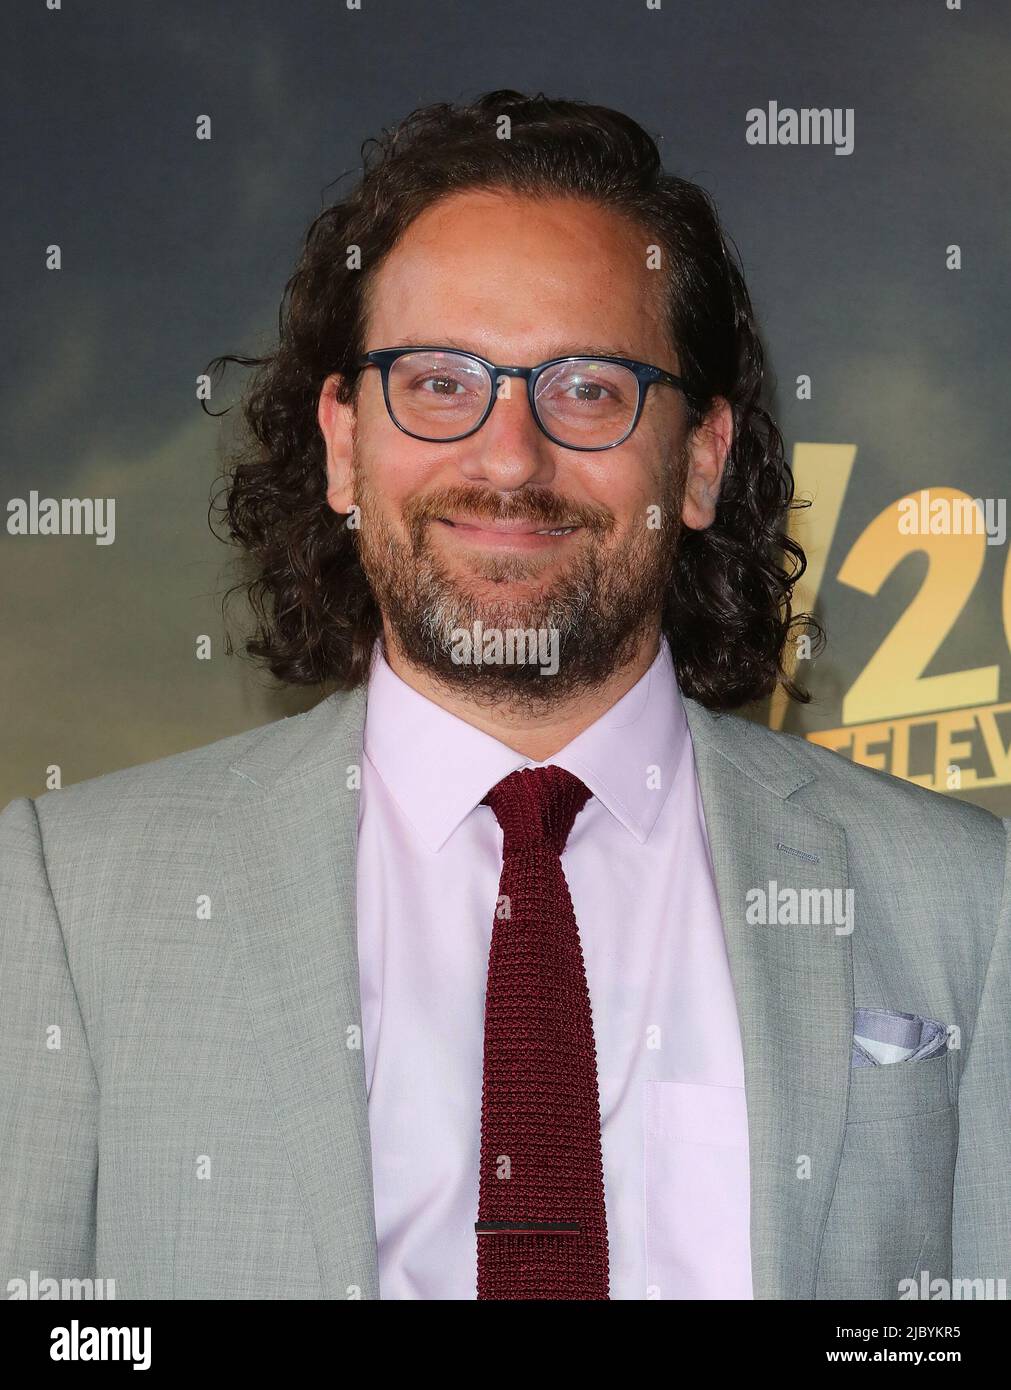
top-left (0, 796), bottom-right (99, 1290)
top-left (951, 815), bottom-right (1011, 1295)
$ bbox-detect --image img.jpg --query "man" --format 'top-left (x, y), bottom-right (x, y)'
top-left (2, 90), bottom-right (1009, 1301)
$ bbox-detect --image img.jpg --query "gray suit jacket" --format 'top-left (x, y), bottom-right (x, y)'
top-left (2, 686), bottom-right (1009, 1299)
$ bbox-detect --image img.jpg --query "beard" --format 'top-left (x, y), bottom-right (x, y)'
top-left (350, 447), bottom-right (686, 710)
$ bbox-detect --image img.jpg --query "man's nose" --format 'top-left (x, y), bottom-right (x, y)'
top-left (455, 383), bottom-right (558, 490)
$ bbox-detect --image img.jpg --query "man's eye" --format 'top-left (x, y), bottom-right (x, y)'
top-left (419, 375), bottom-right (465, 396)
top-left (554, 380), bottom-right (616, 405)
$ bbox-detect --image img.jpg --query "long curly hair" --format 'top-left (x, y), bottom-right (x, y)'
top-left (206, 89), bottom-right (821, 709)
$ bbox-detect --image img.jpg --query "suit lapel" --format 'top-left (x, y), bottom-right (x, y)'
top-left (217, 686), bottom-right (378, 1299)
top-left (683, 698), bottom-right (853, 1298)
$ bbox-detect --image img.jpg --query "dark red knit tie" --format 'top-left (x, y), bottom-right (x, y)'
top-left (475, 765), bottom-right (610, 1300)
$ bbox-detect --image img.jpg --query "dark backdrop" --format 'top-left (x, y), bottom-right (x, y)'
top-left (4, 0), bottom-right (1009, 813)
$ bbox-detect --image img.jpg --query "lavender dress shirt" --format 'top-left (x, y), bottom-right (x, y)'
top-left (356, 637), bottom-right (753, 1299)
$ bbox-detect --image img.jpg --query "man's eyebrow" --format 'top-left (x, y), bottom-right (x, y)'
top-left (383, 338), bottom-right (646, 361)
top-left (534, 343), bottom-right (643, 361)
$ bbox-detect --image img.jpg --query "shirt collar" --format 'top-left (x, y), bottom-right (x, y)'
top-left (363, 635), bottom-right (689, 853)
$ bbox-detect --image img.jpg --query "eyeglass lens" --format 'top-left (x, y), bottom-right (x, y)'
top-left (385, 350), bottom-right (640, 446)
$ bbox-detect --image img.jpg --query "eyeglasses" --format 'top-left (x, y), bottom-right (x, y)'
top-left (355, 346), bottom-right (688, 451)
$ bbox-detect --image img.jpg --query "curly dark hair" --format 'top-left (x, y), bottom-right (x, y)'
top-left (206, 88), bottom-right (821, 709)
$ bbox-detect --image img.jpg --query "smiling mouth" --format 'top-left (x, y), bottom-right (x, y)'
top-left (436, 517), bottom-right (581, 537)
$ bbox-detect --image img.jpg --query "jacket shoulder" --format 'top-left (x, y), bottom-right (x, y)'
top-left (699, 702), bottom-right (1006, 842)
top-left (8, 710), bottom-right (313, 832)
top-left (13, 682), bottom-right (367, 854)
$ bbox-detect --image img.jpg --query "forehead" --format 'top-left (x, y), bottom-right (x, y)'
top-left (365, 188), bottom-right (671, 363)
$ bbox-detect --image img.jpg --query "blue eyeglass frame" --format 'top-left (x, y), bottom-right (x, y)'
top-left (354, 345), bottom-right (689, 451)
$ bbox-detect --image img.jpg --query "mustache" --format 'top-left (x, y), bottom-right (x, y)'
top-left (402, 485), bottom-right (614, 533)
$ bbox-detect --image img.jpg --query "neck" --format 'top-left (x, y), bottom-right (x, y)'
top-left (378, 622), bottom-right (663, 761)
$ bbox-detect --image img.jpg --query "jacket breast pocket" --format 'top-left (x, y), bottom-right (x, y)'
top-left (816, 1052), bottom-right (957, 1299)
top-left (643, 1080), bottom-right (753, 1300)
top-left (846, 1049), bottom-right (955, 1124)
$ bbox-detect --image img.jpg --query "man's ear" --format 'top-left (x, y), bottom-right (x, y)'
top-left (682, 397), bottom-right (734, 530)
top-left (317, 373), bottom-right (356, 515)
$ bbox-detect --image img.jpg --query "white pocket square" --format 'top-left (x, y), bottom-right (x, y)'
top-left (851, 1007), bottom-right (949, 1067)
